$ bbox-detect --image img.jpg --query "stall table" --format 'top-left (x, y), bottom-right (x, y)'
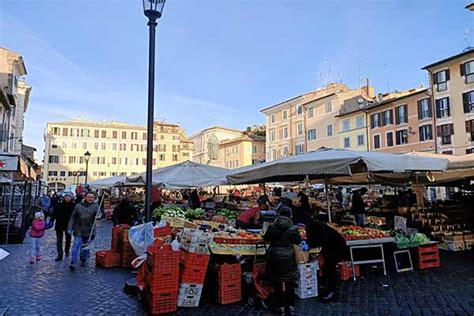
top-left (347, 237), bottom-right (395, 281)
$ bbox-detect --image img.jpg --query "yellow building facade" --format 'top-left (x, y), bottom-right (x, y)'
top-left (218, 135), bottom-right (266, 169)
top-left (43, 119), bottom-right (193, 189)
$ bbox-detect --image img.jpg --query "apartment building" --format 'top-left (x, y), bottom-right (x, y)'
top-left (190, 126), bottom-right (242, 166)
top-left (366, 88), bottom-right (436, 153)
top-left (261, 83), bottom-right (374, 161)
top-left (422, 48), bottom-right (474, 155)
top-left (218, 134), bottom-right (266, 169)
top-left (43, 120), bottom-right (193, 189)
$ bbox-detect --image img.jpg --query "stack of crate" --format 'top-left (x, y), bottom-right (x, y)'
top-left (121, 226), bottom-right (136, 268)
top-left (295, 262), bottom-right (318, 299)
top-left (413, 243), bottom-right (440, 269)
top-left (338, 261), bottom-right (360, 281)
top-left (178, 229), bottom-right (212, 308)
top-left (95, 224), bottom-right (129, 269)
top-left (217, 263), bottom-right (241, 305)
top-left (144, 244), bottom-right (180, 315)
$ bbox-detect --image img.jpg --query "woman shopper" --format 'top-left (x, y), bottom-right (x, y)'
top-left (263, 206), bottom-right (301, 315)
top-left (29, 212), bottom-right (46, 264)
top-left (67, 192), bottom-right (99, 271)
top-left (51, 192), bottom-right (75, 261)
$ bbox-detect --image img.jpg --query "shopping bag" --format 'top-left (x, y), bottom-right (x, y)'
top-left (128, 222), bottom-right (154, 257)
top-left (294, 245), bottom-right (309, 264)
top-left (45, 217), bottom-right (54, 230)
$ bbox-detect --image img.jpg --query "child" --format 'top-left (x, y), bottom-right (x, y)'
top-left (29, 211), bottom-right (46, 264)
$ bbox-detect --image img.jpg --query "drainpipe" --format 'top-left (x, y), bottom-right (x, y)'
top-left (303, 104), bottom-right (308, 153)
top-left (426, 69), bottom-right (438, 153)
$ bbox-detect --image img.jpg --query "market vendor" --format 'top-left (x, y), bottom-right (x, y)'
top-left (351, 187), bottom-right (367, 226)
top-left (306, 220), bottom-right (347, 303)
top-left (236, 203), bottom-right (268, 229)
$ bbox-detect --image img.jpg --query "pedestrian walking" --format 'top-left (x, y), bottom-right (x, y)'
top-left (40, 193), bottom-right (52, 211)
top-left (51, 191), bottom-right (75, 261)
top-left (263, 206), bottom-right (301, 315)
top-left (29, 212), bottom-right (46, 264)
top-left (67, 192), bottom-right (99, 271)
top-left (112, 197), bottom-right (138, 226)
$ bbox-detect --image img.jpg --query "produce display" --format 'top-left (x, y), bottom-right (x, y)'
top-left (153, 206), bottom-right (240, 222)
top-left (215, 208), bottom-right (238, 221)
top-left (214, 228), bottom-right (262, 244)
top-left (335, 225), bottom-right (391, 241)
top-left (395, 232), bottom-right (430, 249)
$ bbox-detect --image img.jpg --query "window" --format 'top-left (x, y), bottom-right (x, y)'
top-left (419, 125), bottom-right (433, 141)
top-left (68, 156), bottom-right (77, 164)
top-left (101, 143), bottom-right (106, 150)
top-left (308, 107), bottom-right (314, 118)
top-left (395, 105), bottom-right (408, 125)
top-left (71, 142), bottom-right (77, 149)
top-left (71, 128), bottom-right (79, 137)
top-left (159, 154), bottom-right (165, 161)
top-left (51, 141), bottom-right (58, 149)
top-left (295, 144), bottom-right (304, 155)
top-left (112, 131), bottom-right (118, 139)
top-left (342, 119), bottom-right (350, 131)
top-left (283, 127), bottom-right (288, 139)
top-left (82, 142), bottom-right (87, 150)
top-left (94, 142), bottom-right (99, 150)
top-left (48, 171), bottom-right (58, 176)
top-left (120, 157), bottom-right (128, 165)
top-left (99, 172), bottom-right (106, 177)
top-left (356, 116), bottom-right (364, 128)
top-left (343, 137), bottom-right (350, 148)
top-left (307, 129), bottom-right (316, 141)
top-left (60, 171), bottom-right (66, 177)
top-left (94, 130), bottom-right (99, 138)
top-left (297, 123), bottom-right (303, 135)
top-left (297, 105), bottom-right (303, 115)
top-left (433, 70), bottom-right (449, 92)
top-left (382, 109), bottom-right (394, 126)
top-left (442, 150), bottom-right (453, 155)
top-left (461, 60), bottom-right (474, 83)
top-left (172, 145), bottom-right (179, 152)
top-left (252, 145), bottom-right (257, 154)
top-left (438, 124), bottom-right (454, 145)
top-left (62, 128), bottom-right (68, 136)
top-left (462, 91), bottom-right (474, 113)
top-left (161, 135), bottom-right (165, 140)
top-left (326, 101), bottom-right (333, 113)
top-left (386, 132), bottom-right (394, 147)
top-left (282, 110), bottom-right (288, 120)
top-left (158, 144), bottom-right (166, 151)
top-left (112, 143), bottom-right (117, 151)
top-left (373, 135), bottom-right (381, 149)
top-left (131, 132), bottom-right (138, 140)
top-left (396, 129), bottom-right (408, 145)
top-left (466, 120), bottom-right (474, 140)
top-left (327, 124), bottom-right (333, 136)
top-left (435, 97), bottom-right (450, 118)
top-left (418, 98), bottom-right (432, 119)
top-left (112, 157), bottom-right (117, 165)
top-left (466, 148), bottom-right (474, 154)
top-left (370, 113), bottom-right (381, 128)
top-left (271, 114), bottom-right (275, 124)
top-left (153, 134), bottom-right (157, 141)
top-left (270, 130), bottom-right (275, 142)
top-left (120, 143), bottom-right (126, 151)
top-left (173, 154), bottom-right (179, 162)
top-left (48, 155), bottom-right (59, 163)
top-left (81, 129), bottom-right (89, 137)
top-left (122, 131), bottom-right (127, 139)
top-left (52, 127), bottom-right (60, 136)
top-left (182, 152), bottom-right (190, 158)
top-left (142, 133), bottom-right (147, 140)
top-left (357, 135), bottom-right (364, 146)
top-left (62, 141), bottom-right (67, 149)
top-left (101, 130), bottom-right (107, 138)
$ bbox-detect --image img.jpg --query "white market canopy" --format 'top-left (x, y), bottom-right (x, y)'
top-left (127, 160), bottom-right (229, 189)
top-left (87, 175), bottom-right (128, 188)
top-left (226, 148), bottom-right (449, 185)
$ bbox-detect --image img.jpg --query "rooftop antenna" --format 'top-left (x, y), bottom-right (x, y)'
top-left (383, 63), bottom-right (391, 92)
top-left (357, 58), bottom-right (364, 88)
top-left (463, 28), bottom-right (472, 49)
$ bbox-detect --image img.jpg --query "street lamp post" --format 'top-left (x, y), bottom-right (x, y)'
top-left (84, 151), bottom-right (91, 187)
top-left (142, 0), bottom-right (166, 222)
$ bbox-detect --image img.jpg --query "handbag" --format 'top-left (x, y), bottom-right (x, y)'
top-left (45, 216), bottom-right (55, 230)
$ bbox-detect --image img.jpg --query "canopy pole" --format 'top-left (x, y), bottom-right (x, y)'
top-left (325, 176), bottom-right (332, 223)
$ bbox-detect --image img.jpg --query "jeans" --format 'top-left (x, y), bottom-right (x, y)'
top-left (71, 236), bottom-right (90, 266)
top-left (56, 230), bottom-right (71, 258)
top-left (355, 214), bottom-right (365, 226)
top-left (30, 237), bottom-right (41, 257)
top-left (273, 281), bottom-right (295, 308)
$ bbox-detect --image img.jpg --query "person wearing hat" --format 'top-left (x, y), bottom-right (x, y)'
top-left (51, 191), bottom-right (75, 261)
top-left (29, 212), bottom-right (46, 264)
top-left (263, 206), bottom-right (301, 315)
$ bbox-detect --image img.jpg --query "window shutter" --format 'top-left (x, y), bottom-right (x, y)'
top-left (445, 69), bottom-right (450, 80)
top-left (446, 98), bottom-right (451, 117)
top-left (417, 100), bottom-right (422, 119)
top-left (427, 98), bottom-right (432, 118)
top-left (450, 123), bottom-right (454, 135)
top-left (466, 120), bottom-right (471, 133)
top-left (461, 63), bottom-right (466, 76)
top-left (419, 126), bottom-right (424, 141)
top-left (395, 107), bottom-right (400, 125)
top-left (463, 92), bottom-right (470, 113)
top-left (370, 115), bottom-right (374, 129)
top-left (389, 110), bottom-right (393, 124)
top-left (437, 126), bottom-right (442, 136)
top-left (381, 112), bottom-right (386, 126)
top-left (396, 131), bottom-right (400, 145)
top-left (403, 105), bottom-right (408, 123)
top-left (432, 73), bottom-right (438, 84)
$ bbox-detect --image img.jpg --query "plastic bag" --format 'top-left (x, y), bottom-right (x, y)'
top-left (128, 222), bottom-right (154, 257)
top-left (394, 216), bottom-right (407, 233)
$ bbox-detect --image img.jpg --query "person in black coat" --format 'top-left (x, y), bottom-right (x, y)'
top-left (264, 207), bottom-right (301, 315)
top-left (112, 198), bottom-right (138, 226)
top-left (189, 189), bottom-right (200, 209)
top-left (306, 220), bottom-right (347, 302)
top-left (51, 192), bottom-right (75, 261)
top-left (351, 187), bottom-right (367, 226)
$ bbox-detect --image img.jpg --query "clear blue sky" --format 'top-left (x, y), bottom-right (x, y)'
top-left (0, 0), bottom-right (471, 160)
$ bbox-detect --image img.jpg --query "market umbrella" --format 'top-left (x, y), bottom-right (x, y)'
top-left (88, 175), bottom-right (128, 189)
top-left (128, 160), bottom-right (230, 189)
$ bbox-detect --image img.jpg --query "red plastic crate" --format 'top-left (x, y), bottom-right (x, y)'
top-left (145, 270), bottom-right (179, 293)
top-left (180, 251), bottom-right (210, 267)
top-left (417, 244), bottom-right (439, 256)
top-left (217, 283), bottom-right (241, 305)
top-left (154, 224), bottom-right (171, 237)
top-left (338, 262), bottom-right (360, 281)
top-left (144, 289), bottom-right (178, 315)
top-left (418, 259), bottom-right (441, 269)
top-left (180, 264), bottom-right (208, 284)
top-left (96, 250), bottom-right (121, 268)
top-left (147, 249), bottom-right (180, 269)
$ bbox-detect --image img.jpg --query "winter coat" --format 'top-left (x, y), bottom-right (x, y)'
top-left (263, 215), bottom-right (301, 282)
top-left (68, 200), bottom-right (99, 238)
top-left (112, 202), bottom-right (137, 226)
top-left (351, 192), bottom-right (366, 214)
top-left (51, 201), bottom-right (75, 231)
top-left (30, 219), bottom-right (46, 238)
top-left (306, 220), bottom-right (346, 258)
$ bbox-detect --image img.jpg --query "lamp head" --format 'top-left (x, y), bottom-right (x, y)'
top-left (84, 151), bottom-right (91, 163)
top-left (143, 0), bottom-right (166, 20)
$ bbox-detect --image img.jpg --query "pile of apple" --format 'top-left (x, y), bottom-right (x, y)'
top-left (337, 225), bottom-right (390, 241)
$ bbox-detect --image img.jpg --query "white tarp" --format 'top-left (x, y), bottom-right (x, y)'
top-left (87, 175), bottom-right (128, 188)
top-left (128, 160), bottom-right (229, 189)
top-left (226, 148), bottom-right (449, 185)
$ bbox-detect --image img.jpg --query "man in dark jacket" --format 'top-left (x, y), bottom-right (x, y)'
top-left (51, 192), bottom-right (75, 261)
top-left (351, 187), bottom-right (367, 226)
top-left (264, 207), bottom-right (301, 315)
top-left (307, 220), bottom-right (347, 302)
top-left (112, 197), bottom-right (138, 226)
top-left (67, 192), bottom-right (99, 271)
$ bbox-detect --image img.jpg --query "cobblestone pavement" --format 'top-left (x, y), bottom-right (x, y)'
top-left (0, 221), bottom-right (473, 315)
